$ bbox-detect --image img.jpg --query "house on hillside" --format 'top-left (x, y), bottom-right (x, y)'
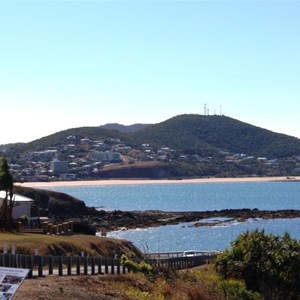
top-left (0, 191), bottom-right (34, 219)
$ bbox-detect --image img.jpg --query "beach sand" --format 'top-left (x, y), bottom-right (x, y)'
top-left (16, 176), bottom-right (300, 188)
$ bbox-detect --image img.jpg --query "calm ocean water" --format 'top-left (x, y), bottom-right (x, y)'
top-left (44, 181), bottom-right (300, 252)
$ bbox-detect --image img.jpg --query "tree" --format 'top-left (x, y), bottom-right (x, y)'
top-left (215, 230), bottom-right (300, 300)
top-left (0, 157), bottom-right (14, 229)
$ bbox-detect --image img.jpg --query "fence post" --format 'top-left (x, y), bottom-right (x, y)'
top-left (69, 221), bottom-right (73, 234)
top-left (57, 224), bottom-right (62, 235)
top-left (49, 256), bottom-right (53, 275)
top-left (15, 254), bottom-right (19, 268)
top-left (76, 257), bottom-right (81, 275)
top-left (58, 256), bottom-right (63, 276)
top-left (21, 254), bottom-right (26, 269)
top-left (84, 257), bottom-right (88, 275)
top-left (53, 225), bottom-right (58, 235)
top-left (91, 257), bottom-right (95, 275)
top-left (105, 258), bottom-right (109, 274)
top-left (67, 256), bottom-right (72, 276)
top-left (111, 259), bottom-right (114, 275)
top-left (38, 255), bottom-right (43, 277)
top-left (27, 255), bottom-right (34, 279)
top-left (116, 259), bottom-right (120, 274)
top-left (48, 224), bottom-right (53, 235)
top-left (4, 254), bottom-right (10, 267)
top-left (97, 257), bottom-right (102, 274)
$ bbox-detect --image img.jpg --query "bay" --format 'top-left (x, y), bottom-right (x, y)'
top-left (44, 181), bottom-right (300, 252)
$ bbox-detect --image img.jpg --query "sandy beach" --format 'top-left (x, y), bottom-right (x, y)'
top-left (16, 176), bottom-right (300, 188)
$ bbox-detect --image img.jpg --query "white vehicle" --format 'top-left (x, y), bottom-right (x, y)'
top-left (182, 250), bottom-right (196, 257)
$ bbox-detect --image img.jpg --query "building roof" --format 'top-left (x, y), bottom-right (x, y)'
top-left (0, 191), bottom-right (34, 203)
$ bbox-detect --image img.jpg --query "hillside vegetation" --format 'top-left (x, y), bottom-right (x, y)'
top-left (5, 114), bottom-right (300, 158)
top-left (128, 115), bottom-right (300, 158)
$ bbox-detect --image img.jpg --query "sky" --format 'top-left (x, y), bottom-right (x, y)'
top-left (1, 0), bottom-right (300, 144)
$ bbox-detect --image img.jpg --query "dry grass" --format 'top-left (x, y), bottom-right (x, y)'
top-left (15, 266), bottom-right (225, 300)
top-left (0, 232), bottom-right (140, 257)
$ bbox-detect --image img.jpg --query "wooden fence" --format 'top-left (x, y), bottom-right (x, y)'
top-left (0, 253), bottom-right (126, 278)
top-left (146, 250), bottom-right (221, 259)
top-left (146, 253), bottom-right (218, 270)
top-left (0, 251), bottom-right (220, 279)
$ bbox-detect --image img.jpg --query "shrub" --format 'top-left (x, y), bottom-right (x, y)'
top-left (215, 230), bottom-right (300, 300)
top-left (220, 280), bottom-right (262, 300)
top-left (121, 255), bottom-right (157, 280)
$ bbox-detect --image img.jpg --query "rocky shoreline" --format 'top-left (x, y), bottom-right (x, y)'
top-left (15, 185), bottom-right (300, 235)
top-left (92, 208), bottom-right (300, 232)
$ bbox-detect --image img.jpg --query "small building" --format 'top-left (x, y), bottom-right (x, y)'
top-left (0, 191), bottom-right (34, 219)
top-left (50, 160), bottom-right (69, 176)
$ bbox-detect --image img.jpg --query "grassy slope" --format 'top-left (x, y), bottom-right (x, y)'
top-left (0, 232), bottom-right (141, 257)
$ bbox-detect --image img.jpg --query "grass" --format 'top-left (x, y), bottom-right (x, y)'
top-left (0, 232), bottom-right (141, 257)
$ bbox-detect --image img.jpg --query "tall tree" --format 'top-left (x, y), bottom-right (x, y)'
top-left (0, 157), bottom-right (14, 229)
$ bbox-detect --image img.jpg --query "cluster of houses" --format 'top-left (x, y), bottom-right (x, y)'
top-left (6, 136), bottom-right (180, 182)
top-left (2, 134), bottom-right (294, 183)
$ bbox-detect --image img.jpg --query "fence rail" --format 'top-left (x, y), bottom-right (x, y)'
top-left (146, 250), bottom-right (221, 258)
top-left (146, 254), bottom-right (218, 270)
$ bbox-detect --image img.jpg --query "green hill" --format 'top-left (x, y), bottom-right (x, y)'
top-left (128, 114), bottom-right (300, 158)
top-left (7, 127), bottom-right (126, 153)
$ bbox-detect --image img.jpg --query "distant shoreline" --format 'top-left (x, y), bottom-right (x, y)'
top-left (16, 176), bottom-right (300, 188)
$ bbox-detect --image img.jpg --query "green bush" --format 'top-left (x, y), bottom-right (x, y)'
top-left (221, 280), bottom-right (262, 300)
top-left (120, 255), bottom-right (140, 273)
top-left (121, 255), bottom-right (157, 280)
top-left (215, 230), bottom-right (300, 300)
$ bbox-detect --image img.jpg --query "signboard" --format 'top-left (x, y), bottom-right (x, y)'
top-left (0, 267), bottom-right (29, 300)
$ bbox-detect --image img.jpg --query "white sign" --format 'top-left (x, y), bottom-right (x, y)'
top-left (0, 267), bottom-right (29, 300)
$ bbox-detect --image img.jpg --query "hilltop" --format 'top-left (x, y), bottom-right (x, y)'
top-left (2, 114), bottom-right (300, 181)
top-left (100, 123), bottom-right (151, 132)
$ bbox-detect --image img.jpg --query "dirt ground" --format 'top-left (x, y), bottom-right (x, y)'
top-left (15, 274), bottom-right (129, 300)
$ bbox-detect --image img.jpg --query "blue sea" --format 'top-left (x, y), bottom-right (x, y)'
top-left (43, 181), bottom-right (300, 252)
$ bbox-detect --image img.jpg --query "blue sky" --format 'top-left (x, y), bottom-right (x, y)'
top-left (1, 0), bottom-right (300, 144)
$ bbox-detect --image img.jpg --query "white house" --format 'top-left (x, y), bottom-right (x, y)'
top-left (0, 191), bottom-right (34, 219)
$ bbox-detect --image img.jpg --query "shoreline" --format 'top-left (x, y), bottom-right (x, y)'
top-left (16, 176), bottom-right (300, 188)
